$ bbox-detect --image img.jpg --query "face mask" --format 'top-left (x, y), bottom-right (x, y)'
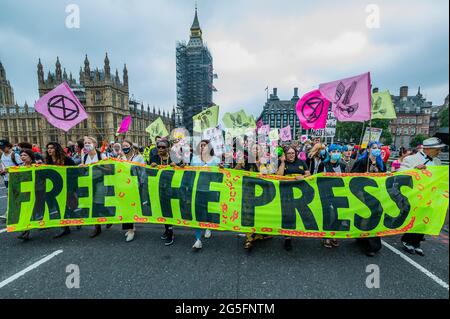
top-left (331, 153), bottom-right (341, 161)
top-left (122, 147), bottom-right (131, 154)
top-left (371, 149), bottom-right (381, 157)
top-left (319, 150), bottom-right (326, 156)
top-left (84, 145), bottom-right (94, 152)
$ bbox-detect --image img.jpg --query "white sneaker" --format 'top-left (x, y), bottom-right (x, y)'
top-left (204, 229), bottom-right (212, 239)
top-left (192, 239), bottom-right (202, 250)
top-left (126, 231), bottom-right (135, 242)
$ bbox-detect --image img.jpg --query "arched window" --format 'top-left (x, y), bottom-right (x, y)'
top-left (95, 91), bottom-right (102, 104)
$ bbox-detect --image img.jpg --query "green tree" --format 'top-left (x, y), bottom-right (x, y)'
top-left (336, 122), bottom-right (363, 143)
top-left (439, 106), bottom-right (449, 128)
top-left (410, 134), bottom-right (427, 148)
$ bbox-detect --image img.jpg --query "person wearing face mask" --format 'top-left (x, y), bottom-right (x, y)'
top-left (341, 145), bottom-right (356, 173)
top-left (322, 144), bottom-right (347, 249)
top-left (305, 143), bottom-right (326, 175)
top-left (116, 140), bottom-right (146, 242)
top-left (16, 149), bottom-right (36, 241)
top-left (81, 136), bottom-right (109, 238)
top-left (351, 141), bottom-right (386, 257)
top-left (190, 140), bottom-right (222, 250)
top-left (149, 139), bottom-right (178, 246)
top-left (323, 144), bottom-right (346, 174)
top-left (399, 137), bottom-right (447, 256)
top-left (277, 145), bottom-right (311, 251)
top-left (108, 143), bottom-right (122, 158)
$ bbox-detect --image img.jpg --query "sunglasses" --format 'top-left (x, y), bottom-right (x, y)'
top-left (157, 145), bottom-right (167, 149)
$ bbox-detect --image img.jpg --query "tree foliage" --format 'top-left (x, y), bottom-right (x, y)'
top-left (439, 106), bottom-right (449, 128)
top-left (410, 134), bottom-right (428, 148)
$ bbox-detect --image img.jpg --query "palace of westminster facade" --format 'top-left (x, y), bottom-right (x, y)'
top-left (0, 55), bottom-right (175, 148)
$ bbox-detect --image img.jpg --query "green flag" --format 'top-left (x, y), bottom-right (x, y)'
top-left (193, 105), bottom-right (219, 132)
top-left (222, 110), bottom-right (256, 129)
top-left (145, 117), bottom-right (169, 141)
top-left (371, 90), bottom-right (397, 119)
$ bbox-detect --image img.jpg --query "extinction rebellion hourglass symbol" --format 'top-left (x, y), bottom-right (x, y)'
top-left (47, 95), bottom-right (80, 121)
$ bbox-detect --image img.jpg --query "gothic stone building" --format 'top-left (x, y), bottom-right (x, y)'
top-left (0, 56), bottom-right (174, 147)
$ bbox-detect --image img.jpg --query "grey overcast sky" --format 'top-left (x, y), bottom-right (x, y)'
top-left (0, 0), bottom-right (448, 119)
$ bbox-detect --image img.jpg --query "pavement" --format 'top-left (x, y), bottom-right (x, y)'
top-left (0, 183), bottom-right (448, 299)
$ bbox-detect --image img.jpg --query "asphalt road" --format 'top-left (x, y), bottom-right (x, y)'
top-left (0, 183), bottom-right (448, 299)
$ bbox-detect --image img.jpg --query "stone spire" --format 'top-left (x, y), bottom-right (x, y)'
top-left (104, 52), bottom-right (111, 80)
top-left (55, 57), bottom-right (62, 82)
top-left (37, 58), bottom-right (44, 84)
top-left (84, 54), bottom-right (90, 80)
top-left (123, 64), bottom-right (128, 87)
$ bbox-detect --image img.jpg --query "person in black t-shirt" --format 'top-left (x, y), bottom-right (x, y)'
top-left (277, 145), bottom-right (311, 251)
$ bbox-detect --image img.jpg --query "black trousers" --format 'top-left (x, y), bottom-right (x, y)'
top-left (122, 223), bottom-right (134, 230)
top-left (401, 233), bottom-right (424, 248)
top-left (358, 237), bottom-right (382, 253)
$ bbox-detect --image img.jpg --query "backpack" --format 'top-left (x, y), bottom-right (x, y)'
top-left (83, 150), bottom-right (103, 164)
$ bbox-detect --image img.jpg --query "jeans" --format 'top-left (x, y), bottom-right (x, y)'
top-left (195, 229), bottom-right (202, 241)
top-left (3, 181), bottom-right (8, 188)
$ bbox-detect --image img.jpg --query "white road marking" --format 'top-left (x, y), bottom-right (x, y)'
top-left (381, 240), bottom-right (449, 290)
top-left (0, 250), bottom-right (63, 289)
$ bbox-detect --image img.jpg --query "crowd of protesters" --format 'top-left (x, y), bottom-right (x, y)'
top-left (0, 133), bottom-right (446, 257)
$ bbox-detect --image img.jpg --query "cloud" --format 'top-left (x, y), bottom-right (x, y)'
top-left (0, 0), bottom-right (448, 120)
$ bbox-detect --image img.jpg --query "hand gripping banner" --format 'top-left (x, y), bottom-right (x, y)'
top-left (6, 159), bottom-right (449, 238)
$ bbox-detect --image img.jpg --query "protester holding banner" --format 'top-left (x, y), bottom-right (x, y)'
top-left (43, 142), bottom-right (76, 239)
top-left (305, 143), bottom-right (326, 175)
top-left (190, 139), bottom-right (222, 250)
top-left (149, 139), bottom-right (177, 246)
top-left (16, 149), bottom-right (37, 241)
top-left (277, 145), bottom-right (311, 251)
top-left (117, 140), bottom-right (146, 242)
top-left (81, 136), bottom-right (110, 238)
top-left (399, 137), bottom-right (447, 256)
top-left (236, 143), bottom-right (273, 250)
top-left (322, 144), bottom-right (347, 249)
top-left (351, 141), bottom-right (386, 257)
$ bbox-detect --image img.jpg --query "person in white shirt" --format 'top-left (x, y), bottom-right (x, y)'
top-left (81, 136), bottom-right (109, 238)
top-left (190, 139), bottom-right (222, 250)
top-left (399, 137), bottom-right (447, 256)
top-left (117, 139), bottom-right (146, 242)
top-left (0, 140), bottom-right (23, 188)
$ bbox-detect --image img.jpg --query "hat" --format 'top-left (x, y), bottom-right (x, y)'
top-left (422, 137), bottom-right (446, 149)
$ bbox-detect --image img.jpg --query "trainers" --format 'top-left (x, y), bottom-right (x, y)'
top-left (125, 230), bottom-right (135, 242)
top-left (365, 251), bottom-right (376, 257)
top-left (402, 242), bottom-right (415, 255)
top-left (415, 247), bottom-right (424, 256)
top-left (192, 239), bottom-right (202, 250)
top-left (161, 230), bottom-right (169, 240)
top-left (54, 227), bottom-right (71, 239)
top-left (204, 229), bottom-right (212, 239)
top-left (165, 235), bottom-right (174, 246)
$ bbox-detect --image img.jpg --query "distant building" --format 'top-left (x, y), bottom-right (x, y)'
top-left (0, 56), bottom-right (174, 147)
top-left (388, 86), bottom-right (433, 148)
top-left (175, 7), bottom-right (215, 132)
top-left (429, 94), bottom-right (449, 137)
top-left (257, 87), bottom-right (306, 140)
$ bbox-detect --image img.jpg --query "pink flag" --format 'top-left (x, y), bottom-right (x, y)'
top-left (34, 82), bottom-right (88, 132)
top-left (319, 72), bottom-right (371, 122)
top-left (279, 126), bottom-right (292, 141)
top-left (256, 118), bottom-right (264, 129)
top-left (117, 116), bottom-right (132, 133)
top-left (258, 124), bottom-right (270, 135)
top-left (296, 89), bottom-right (330, 129)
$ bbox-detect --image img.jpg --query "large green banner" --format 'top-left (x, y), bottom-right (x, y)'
top-left (6, 159), bottom-right (449, 238)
